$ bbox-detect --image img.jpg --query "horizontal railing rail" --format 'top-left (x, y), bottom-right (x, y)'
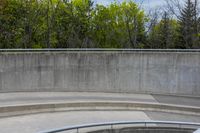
top-left (0, 49), bottom-right (200, 52)
top-left (39, 120), bottom-right (200, 133)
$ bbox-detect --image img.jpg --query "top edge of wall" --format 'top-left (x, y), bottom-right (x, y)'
top-left (0, 49), bottom-right (200, 53)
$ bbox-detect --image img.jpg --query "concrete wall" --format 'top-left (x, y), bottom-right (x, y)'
top-left (0, 50), bottom-right (200, 96)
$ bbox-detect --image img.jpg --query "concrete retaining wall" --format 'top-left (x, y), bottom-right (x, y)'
top-left (0, 50), bottom-right (200, 96)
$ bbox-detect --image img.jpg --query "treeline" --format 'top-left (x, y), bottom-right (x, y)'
top-left (0, 0), bottom-right (200, 49)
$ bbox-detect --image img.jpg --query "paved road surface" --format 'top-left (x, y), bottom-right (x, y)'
top-left (0, 92), bottom-right (199, 133)
top-left (0, 92), bottom-right (199, 107)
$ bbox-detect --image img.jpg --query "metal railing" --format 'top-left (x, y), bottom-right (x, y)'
top-left (194, 129), bottom-right (200, 133)
top-left (39, 120), bottom-right (200, 133)
top-left (0, 48), bottom-right (200, 52)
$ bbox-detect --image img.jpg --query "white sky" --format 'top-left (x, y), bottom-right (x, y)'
top-left (95, 0), bottom-right (166, 8)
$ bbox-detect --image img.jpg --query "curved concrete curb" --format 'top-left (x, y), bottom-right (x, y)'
top-left (0, 101), bottom-right (200, 117)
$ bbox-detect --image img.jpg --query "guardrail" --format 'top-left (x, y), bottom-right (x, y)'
top-left (0, 49), bottom-right (200, 52)
top-left (39, 121), bottom-right (200, 133)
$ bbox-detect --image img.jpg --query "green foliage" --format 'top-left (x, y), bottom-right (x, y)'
top-left (0, 0), bottom-right (199, 49)
top-left (92, 1), bottom-right (147, 48)
top-left (148, 12), bottom-right (180, 49)
top-left (0, 0), bottom-right (148, 48)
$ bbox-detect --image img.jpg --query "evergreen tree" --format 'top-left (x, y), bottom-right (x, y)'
top-left (160, 12), bottom-right (170, 48)
top-left (148, 12), bottom-right (179, 49)
top-left (178, 0), bottom-right (198, 48)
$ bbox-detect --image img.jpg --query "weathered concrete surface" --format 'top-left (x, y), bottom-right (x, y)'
top-left (0, 92), bottom-right (157, 106)
top-left (145, 111), bottom-right (200, 123)
top-left (0, 92), bottom-right (199, 133)
top-left (0, 111), bottom-right (199, 133)
top-left (0, 92), bottom-right (199, 117)
top-left (0, 111), bottom-right (151, 133)
top-left (152, 94), bottom-right (200, 107)
top-left (0, 51), bottom-right (200, 96)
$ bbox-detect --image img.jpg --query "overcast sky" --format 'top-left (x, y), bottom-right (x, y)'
top-left (95, 0), bottom-right (166, 9)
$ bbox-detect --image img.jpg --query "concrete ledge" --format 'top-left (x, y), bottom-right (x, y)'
top-left (0, 101), bottom-right (200, 118)
top-left (0, 49), bottom-right (200, 53)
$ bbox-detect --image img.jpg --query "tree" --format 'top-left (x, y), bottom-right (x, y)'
top-left (0, 0), bottom-right (27, 48)
top-left (2, 0), bottom-right (199, 49)
top-left (148, 12), bottom-right (179, 48)
top-left (92, 1), bottom-right (147, 48)
top-left (178, 0), bottom-right (199, 48)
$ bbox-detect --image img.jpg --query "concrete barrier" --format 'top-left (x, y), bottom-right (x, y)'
top-left (0, 49), bottom-right (200, 96)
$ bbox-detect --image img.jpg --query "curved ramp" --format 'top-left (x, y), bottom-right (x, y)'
top-left (0, 92), bottom-right (199, 117)
top-left (0, 92), bottom-right (199, 133)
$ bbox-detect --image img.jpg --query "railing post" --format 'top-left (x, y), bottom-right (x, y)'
top-left (179, 124), bottom-right (182, 129)
top-left (111, 124), bottom-right (113, 133)
top-left (77, 128), bottom-right (79, 133)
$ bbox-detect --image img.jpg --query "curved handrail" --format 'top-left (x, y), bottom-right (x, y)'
top-left (39, 120), bottom-right (200, 133)
top-left (0, 48), bottom-right (200, 52)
